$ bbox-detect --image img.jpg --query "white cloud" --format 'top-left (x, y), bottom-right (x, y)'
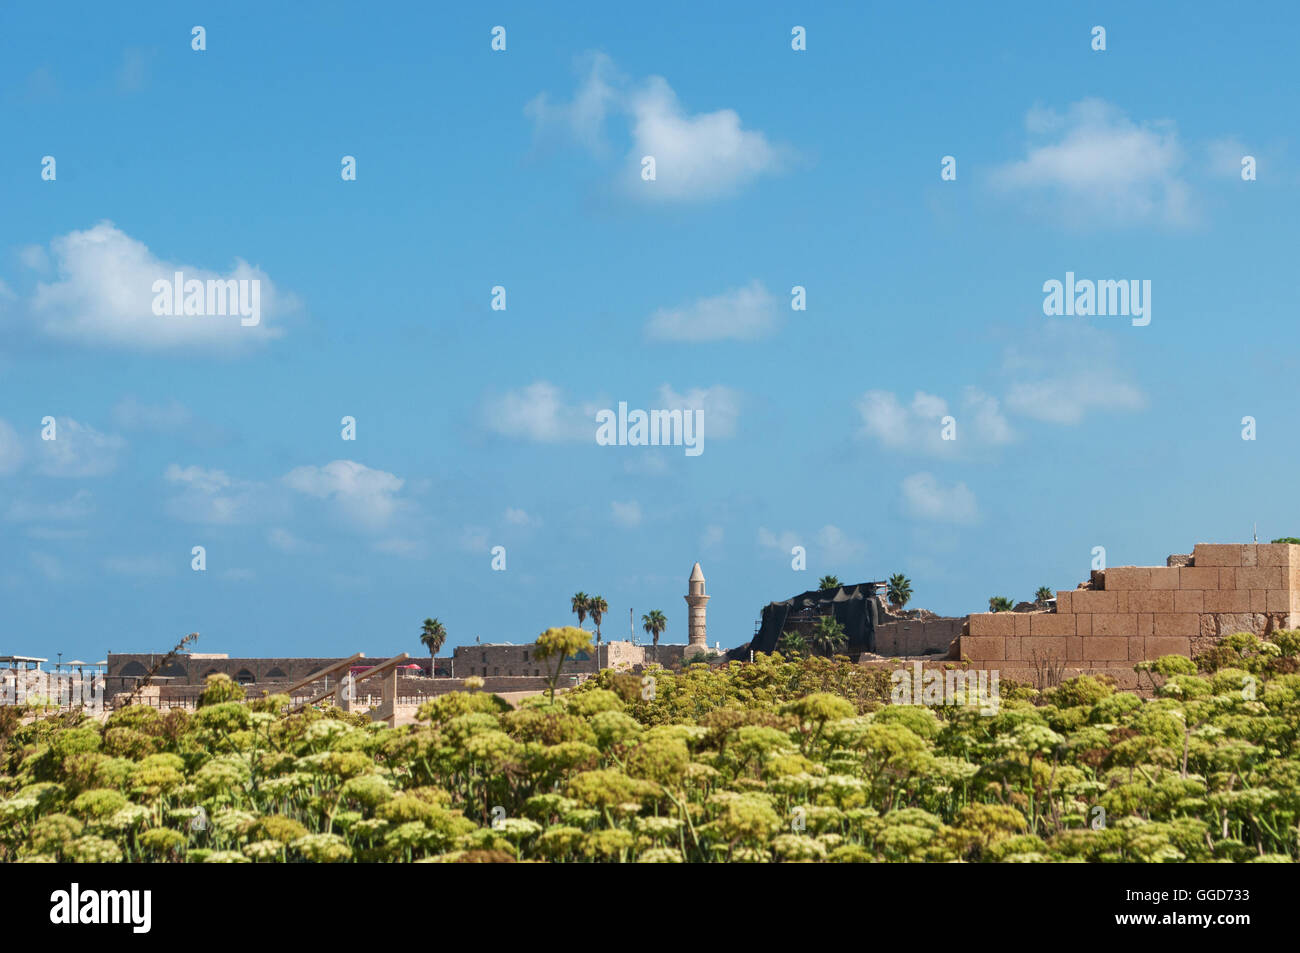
top-left (900, 472), bottom-right (978, 525)
top-left (1001, 325), bottom-right (1146, 425)
top-left (646, 280), bottom-right (779, 341)
top-left (524, 52), bottom-right (620, 154)
top-left (30, 552), bottom-right (64, 581)
top-left (17, 221), bottom-right (290, 352)
top-left (815, 524), bottom-right (866, 564)
top-left (459, 526), bottom-right (491, 553)
top-left (268, 527), bottom-right (309, 553)
top-left (6, 489), bottom-right (93, 522)
top-left (0, 419), bottom-right (26, 475)
top-left (373, 537), bottom-right (424, 558)
top-left (856, 388), bottom-right (1013, 455)
top-left (36, 418), bottom-right (125, 477)
top-left (611, 500), bottom-right (642, 528)
top-left (112, 396), bottom-right (193, 432)
top-left (282, 460), bottom-right (406, 531)
top-left (163, 463), bottom-right (265, 524)
top-left (164, 463), bottom-right (232, 494)
top-left (990, 99), bottom-right (1193, 227)
top-left (104, 554), bottom-right (173, 577)
top-left (759, 524), bottom-right (864, 565)
top-left (482, 381), bottom-right (595, 443)
top-left (700, 524), bottom-right (724, 550)
top-left (527, 53), bottom-right (785, 202)
top-left (504, 507), bottom-right (540, 527)
top-left (657, 384), bottom-right (740, 439)
top-left (1205, 137), bottom-right (1252, 179)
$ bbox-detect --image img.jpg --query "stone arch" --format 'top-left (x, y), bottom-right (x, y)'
top-left (234, 668), bottom-right (256, 685)
top-left (265, 667), bottom-right (287, 680)
top-left (118, 661), bottom-right (148, 677)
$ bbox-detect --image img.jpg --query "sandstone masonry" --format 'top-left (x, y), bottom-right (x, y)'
top-left (959, 542), bottom-right (1300, 690)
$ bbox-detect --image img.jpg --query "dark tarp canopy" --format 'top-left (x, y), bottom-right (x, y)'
top-left (732, 583), bottom-right (885, 659)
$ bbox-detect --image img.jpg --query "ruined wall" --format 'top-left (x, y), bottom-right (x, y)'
top-left (873, 618), bottom-right (965, 657)
top-left (960, 542), bottom-right (1300, 689)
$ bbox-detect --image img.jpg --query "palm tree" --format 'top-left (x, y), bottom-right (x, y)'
top-left (776, 630), bottom-right (807, 657)
top-left (588, 595), bottom-right (609, 645)
top-left (989, 596), bottom-right (1014, 612)
top-left (818, 575), bottom-right (841, 590)
top-left (419, 618), bottom-right (447, 677)
top-left (887, 573), bottom-right (913, 609)
top-left (809, 615), bottom-right (848, 657)
top-left (1034, 586), bottom-right (1054, 605)
top-left (642, 610), bottom-right (667, 661)
top-left (571, 592), bottom-right (590, 629)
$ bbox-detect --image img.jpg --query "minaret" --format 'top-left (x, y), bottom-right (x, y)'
top-left (685, 562), bottom-right (709, 655)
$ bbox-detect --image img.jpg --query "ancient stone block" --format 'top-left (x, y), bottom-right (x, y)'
top-left (1071, 590), bottom-right (1117, 613)
top-left (1174, 589), bottom-right (1204, 613)
top-left (1267, 589), bottom-right (1291, 613)
top-left (1256, 543), bottom-right (1298, 567)
top-left (1237, 567), bottom-right (1283, 590)
top-left (1075, 614), bottom-right (1092, 636)
top-left (1219, 568), bottom-right (1237, 590)
top-left (1021, 636), bottom-right (1067, 658)
top-left (1147, 567), bottom-right (1181, 589)
top-left (1250, 590), bottom-right (1268, 612)
top-left (1129, 637), bottom-right (1147, 661)
top-left (1055, 590), bottom-right (1073, 614)
top-left (1013, 613), bottom-right (1032, 636)
top-left (1004, 637), bottom-right (1022, 661)
top-left (961, 636), bottom-right (1004, 661)
top-left (1030, 613), bottom-right (1075, 636)
top-left (1178, 567), bottom-right (1219, 590)
top-left (1067, 636), bottom-right (1084, 661)
top-left (1193, 544), bottom-right (1241, 567)
top-left (1093, 613), bottom-right (1137, 637)
top-left (1103, 567), bottom-right (1148, 590)
top-left (1241, 545), bottom-right (1257, 567)
top-left (968, 613), bottom-right (1015, 637)
top-left (1083, 636), bottom-right (1130, 661)
top-left (1203, 589), bottom-right (1250, 613)
top-left (1167, 553), bottom-right (1193, 568)
top-left (1146, 636), bottom-right (1191, 657)
top-left (1153, 613), bottom-right (1199, 636)
top-left (1137, 613), bottom-right (1153, 636)
top-left (1213, 613), bottom-right (1257, 636)
top-left (1127, 590), bottom-right (1175, 613)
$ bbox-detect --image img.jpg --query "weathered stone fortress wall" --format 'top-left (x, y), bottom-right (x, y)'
top-left (960, 543), bottom-right (1299, 689)
top-left (874, 618), bottom-right (965, 657)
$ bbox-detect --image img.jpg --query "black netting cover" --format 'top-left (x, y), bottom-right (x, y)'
top-left (730, 583), bottom-right (884, 660)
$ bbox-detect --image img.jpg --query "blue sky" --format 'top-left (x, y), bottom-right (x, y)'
top-left (3, 2), bottom-right (1298, 664)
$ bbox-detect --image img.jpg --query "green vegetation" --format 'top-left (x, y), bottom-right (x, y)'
top-left (887, 573), bottom-right (912, 609)
top-left (3, 631), bottom-right (1299, 863)
top-left (817, 575), bottom-right (841, 591)
top-left (641, 610), bottom-right (667, 648)
top-left (1272, 537), bottom-right (1300, 545)
top-left (989, 596), bottom-right (1014, 612)
top-left (420, 618), bottom-right (447, 675)
top-left (1035, 587), bottom-right (1054, 604)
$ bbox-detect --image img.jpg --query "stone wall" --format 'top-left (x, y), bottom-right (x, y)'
top-left (873, 618), bottom-right (964, 657)
top-left (452, 640), bottom-right (691, 677)
top-left (959, 542), bottom-right (1300, 689)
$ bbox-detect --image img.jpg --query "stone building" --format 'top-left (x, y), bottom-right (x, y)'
top-left (960, 542), bottom-right (1300, 689)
